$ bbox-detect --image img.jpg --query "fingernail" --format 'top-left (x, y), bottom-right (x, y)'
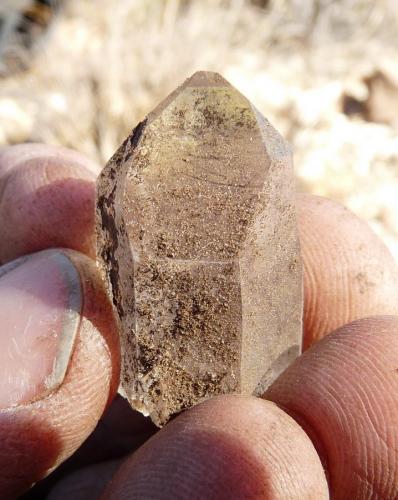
top-left (0, 250), bottom-right (82, 409)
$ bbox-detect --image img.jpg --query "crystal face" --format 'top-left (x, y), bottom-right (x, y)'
top-left (96, 71), bottom-right (302, 426)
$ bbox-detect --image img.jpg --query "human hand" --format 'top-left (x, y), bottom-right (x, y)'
top-left (0, 144), bottom-right (397, 499)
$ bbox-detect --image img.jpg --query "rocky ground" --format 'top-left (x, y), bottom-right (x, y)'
top-left (1, 0), bottom-right (397, 260)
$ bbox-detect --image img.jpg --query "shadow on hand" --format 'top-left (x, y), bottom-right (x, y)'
top-left (19, 395), bottom-right (157, 499)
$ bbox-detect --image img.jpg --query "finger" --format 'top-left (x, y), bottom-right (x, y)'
top-left (103, 395), bottom-right (328, 500)
top-left (297, 194), bottom-right (398, 348)
top-left (0, 249), bottom-right (120, 498)
top-left (264, 315), bottom-right (398, 499)
top-left (0, 143), bottom-right (100, 177)
top-left (0, 144), bottom-right (101, 263)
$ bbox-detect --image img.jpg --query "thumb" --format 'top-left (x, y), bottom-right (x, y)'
top-left (0, 249), bottom-right (120, 498)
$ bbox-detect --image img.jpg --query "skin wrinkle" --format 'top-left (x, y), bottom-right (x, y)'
top-left (53, 327), bottom-right (111, 451)
top-left (266, 317), bottom-right (398, 499)
top-left (352, 364), bottom-right (396, 493)
top-left (333, 259), bottom-right (343, 328)
top-left (353, 468), bottom-right (379, 499)
top-left (310, 243), bottom-right (337, 341)
top-left (42, 158), bottom-right (53, 188)
top-left (0, 328), bottom-right (100, 422)
top-left (299, 208), bottom-right (318, 334)
top-left (104, 398), bottom-right (328, 499)
top-left (0, 328), bottom-right (111, 496)
top-left (269, 406), bottom-right (334, 493)
top-left (298, 196), bottom-right (398, 350)
top-left (275, 447), bottom-right (305, 498)
top-left (301, 224), bottom-right (319, 340)
top-left (341, 247), bottom-right (351, 330)
top-left (356, 421), bottom-right (375, 496)
top-left (249, 426), bottom-right (296, 497)
top-left (302, 253), bottom-right (317, 343)
top-left (352, 362), bottom-right (389, 441)
top-left (15, 161), bottom-right (47, 194)
top-left (71, 253), bottom-right (120, 408)
top-left (133, 442), bottom-right (257, 499)
top-left (266, 355), bottom-right (348, 474)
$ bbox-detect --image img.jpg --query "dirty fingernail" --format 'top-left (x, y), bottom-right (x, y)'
top-left (0, 250), bottom-right (82, 409)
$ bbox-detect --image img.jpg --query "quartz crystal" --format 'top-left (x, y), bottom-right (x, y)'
top-left (96, 71), bottom-right (302, 426)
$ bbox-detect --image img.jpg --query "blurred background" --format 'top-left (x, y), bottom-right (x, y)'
top-left (0, 0), bottom-right (397, 261)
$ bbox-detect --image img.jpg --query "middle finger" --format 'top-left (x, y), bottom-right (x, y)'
top-left (297, 193), bottom-right (398, 349)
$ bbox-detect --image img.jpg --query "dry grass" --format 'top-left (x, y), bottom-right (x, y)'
top-left (1, 0), bottom-right (398, 259)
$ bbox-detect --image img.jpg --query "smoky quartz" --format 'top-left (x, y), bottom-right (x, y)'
top-left (97, 71), bottom-right (302, 426)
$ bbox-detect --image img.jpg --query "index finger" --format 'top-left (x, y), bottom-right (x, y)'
top-left (0, 144), bottom-right (100, 263)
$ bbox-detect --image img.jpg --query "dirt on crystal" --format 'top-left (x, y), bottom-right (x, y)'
top-left (97, 71), bottom-right (302, 426)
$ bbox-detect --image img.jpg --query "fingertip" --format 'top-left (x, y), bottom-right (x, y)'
top-left (0, 146), bottom-right (100, 262)
top-left (0, 143), bottom-right (101, 178)
top-left (297, 193), bottom-right (398, 348)
top-left (104, 395), bottom-right (328, 500)
top-left (265, 315), bottom-right (398, 499)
